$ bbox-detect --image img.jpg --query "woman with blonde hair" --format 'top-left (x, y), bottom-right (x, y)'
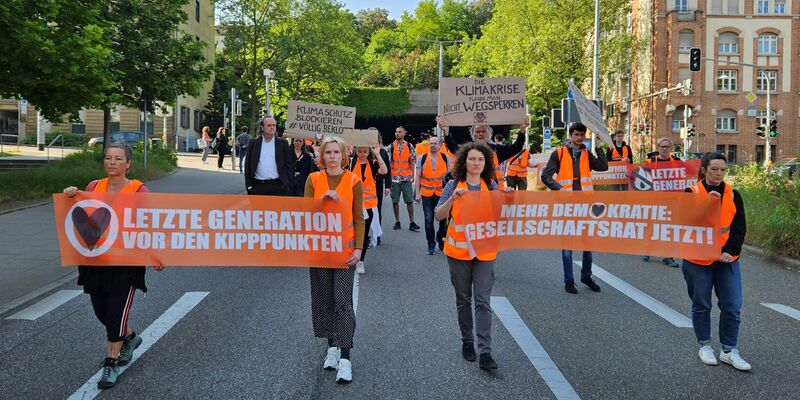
top-left (305, 136), bottom-right (365, 383)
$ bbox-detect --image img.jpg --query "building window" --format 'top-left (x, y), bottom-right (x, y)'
top-left (678, 30), bottom-right (694, 53)
top-left (755, 145), bottom-right (776, 163)
top-left (728, 0), bottom-right (739, 13)
top-left (711, 0), bottom-right (722, 13)
top-left (756, 70), bottom-right (777, 92)
top-left (756, 0), bottom-right (769, 14)
top-left (675, 0), bottom-right (688, 12)
top-left (195, 0), bottom-right (200, 22)
top-left (678, 67), bottom-right (691, 84)
top-left (180, 106), bottom-right (190, 129)
top-left (672, 106), bottom-right (691, 132)
top-left (774, 0), bottom-right (785, 14)
top-left (715, 109), bottom-right (737, 132)
top-left (193, 110), bottom-right (201, 132)
top-left (716, 144), bottom-right (726, 154)
top-left (757, 34), bottom-right (777, 54)
top-left (718, 33), bottom-right (738, 54)
top-left (727, 144), bottom-right (737, 164)
top-left (756, 110), bottom-right (776, 127)
top-left (717, 70), bottom-right (738, 92)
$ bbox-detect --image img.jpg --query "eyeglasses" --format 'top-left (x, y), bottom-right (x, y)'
top-left (659, 145), bottom-right (671, 149)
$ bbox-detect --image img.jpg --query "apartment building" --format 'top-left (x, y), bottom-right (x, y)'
top-left (608, 0), bottom-right (799, 163)
top-left (0, 0), bottom-right (215, 149)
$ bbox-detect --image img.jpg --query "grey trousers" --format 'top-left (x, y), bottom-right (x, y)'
top-left (447, 256), bottom-right (495, 355)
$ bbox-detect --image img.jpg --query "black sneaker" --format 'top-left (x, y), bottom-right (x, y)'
top-left (581, 277), bottom-right (601, 292)
top-left (479, 353), bottom-right (498, 370)
top-left (565, 282), bottom-right (578, 294)
top-left (461, 342), bottom-right (477, 362)
top-left (393, 222), bottom-right (401, 230)
top-left (427, 244), bottom-right (435, 255)
top-left (376, 237), bottom-right (382, 246)
top-left (437, 241), bottom-right (444, 252)
top-left (409, 222), bottom-right (420, 232)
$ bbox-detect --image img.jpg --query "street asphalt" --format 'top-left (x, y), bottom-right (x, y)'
top-left (0, 156), bottom-right (798, 399)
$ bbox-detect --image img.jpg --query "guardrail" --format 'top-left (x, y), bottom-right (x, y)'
top-left (46, 134), bottom-right (64, 161)
top-left (0, 134), bottom-right (20, 153)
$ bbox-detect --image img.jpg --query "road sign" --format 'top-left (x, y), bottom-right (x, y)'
top-left (745, 92), bottom-right (757, 103)
top-left (543, 128), bottom-right (552, 152)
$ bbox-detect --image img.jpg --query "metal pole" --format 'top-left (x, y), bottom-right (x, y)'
top-left (683, 106), bottom-right (689, 158)
top-left (437, 41), bottom-right (443, 139)
top-left (592, 0), bottom-right (600, 99)
top-left (231, 88), bottom-right (236, 171)
top-left (37, 111), bottom-right (44, 151)
top-left (143, 99), bottom-right (147, 170)
top-left (764, 70), bottom-right (771, 166)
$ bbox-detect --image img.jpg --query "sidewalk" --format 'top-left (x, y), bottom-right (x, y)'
top-left (0, 156), bottom-right (247, 311)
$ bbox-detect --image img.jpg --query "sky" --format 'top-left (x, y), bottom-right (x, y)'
top-left (340, 0), bottom-right (419, 20)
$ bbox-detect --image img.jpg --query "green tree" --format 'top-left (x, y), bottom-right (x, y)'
top-left (0, 0), bottom-right (113, 122)
top-left (354, 8), bottom-right (396, 45)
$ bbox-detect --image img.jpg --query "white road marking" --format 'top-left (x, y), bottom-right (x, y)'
top-left (0, 271), bottom-right (78, 316)
top-left (67, 291), bottom-right (209, 400)
top-left (576, 262), bottom-right (692, 328)
top-left (6, 290), bottom-right (83, 320)
top-left (492, 296), bottom-right (581, 400)
top-left (761, 303), bottom-right (800, 321)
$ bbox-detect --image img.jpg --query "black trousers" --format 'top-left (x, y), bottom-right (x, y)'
top-left (89, 287), bottom-right (136, 342)
top-left (360, 209), bottom-right (374, 261)
top-left (249, 179), bottom-right (289, 196)
top-left (217, 150), bottom-right (226, 168)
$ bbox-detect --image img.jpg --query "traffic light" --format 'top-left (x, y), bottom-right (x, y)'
top-left (756, 126), bottom-right (765, 137)
top-left (769, 120), bottom-right (777, 137)
top-left (689, 48), bottom-right (702, 72)
top-left (687, 125), bottom-right (696, 138)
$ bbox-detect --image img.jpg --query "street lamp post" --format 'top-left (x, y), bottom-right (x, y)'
top-left (417, 38), bottom-right (466, 139)
top-left (264, 68), bottom-right (275, 117)
top-left (592, 0), bottom-right (600, 99)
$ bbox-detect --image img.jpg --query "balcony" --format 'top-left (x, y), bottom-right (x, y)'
top-left (673, 9), bottom-right (699, 22)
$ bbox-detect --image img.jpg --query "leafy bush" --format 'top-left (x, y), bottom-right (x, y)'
top-left (343, 87), bottom-right (411, 118)
top-left (730, 163), bottom-right (800, 260)
top-left (20, 129), bottom-right (90, 147)
top-left (0, 145), bottom-right (177, 205)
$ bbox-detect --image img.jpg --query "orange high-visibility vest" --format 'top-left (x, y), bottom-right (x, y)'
top-left (492, 151), bottom-right (505, 188)
top-left (94, 178), bottom-right (144, 193)
top-left (443, 180), bottom-right (497, 261)
top-left (610, 145), bottom-right (629, 161)
top-left (556, 146), bottom-right (593, 191)
top-left (356, 160), bottom-right (378, 209)
top-left (685, 181), bottom-right (739, 266)
top-left (506, 149), bottom-right (530, 178)
top-left (419, 153), bottom-right (448, 197)
top-left (443, 147), bottom-right (455, 162)
top-left (415, 142), bottom-right (429, 156)
top-left (646, 155), bottom-right (677, 163)
top-left (391, 141), bottom-right (413, 178)
top-left (309, 170), bottom-right (358, 252)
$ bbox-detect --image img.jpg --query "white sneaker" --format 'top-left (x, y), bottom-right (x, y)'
top-left (698, 345), bottom-right (718, 366)
top-left (355, 261), bottom-right (365, 275)
top-left (335, 359), bottom-right (352, 383)
top-left (322, 347), bottom-right (340, 370)
top-left (719, 349), bottom-right (752, 371)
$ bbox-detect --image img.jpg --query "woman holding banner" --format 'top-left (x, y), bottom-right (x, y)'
top-left (682, 152), bottom-right (750, 371)
top-left (641, 137), bottom-right (680, 267)
top-left (435, 142), bottom-right (511, 371)
top-left (305, 136), bottom-right (365, 383)
top-left (348, 145), bottom-right (388, 274)
top-left (62, 142), bottom-right (163, 390)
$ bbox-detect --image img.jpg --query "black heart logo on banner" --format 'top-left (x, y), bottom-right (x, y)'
top-left (629, 167), bottom-right (654, 191)
top-left (590, 203), bottom-right (606, 219)
top-left (71, 207), bottom-right (112, 250)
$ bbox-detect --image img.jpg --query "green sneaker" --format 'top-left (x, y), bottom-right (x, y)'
top-left (117, 333), bottom-right (142, 366)
top-left (97, 358), bottom-right (119, 389)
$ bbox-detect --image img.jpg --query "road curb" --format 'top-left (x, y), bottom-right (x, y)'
top-left (0, 271), bottom-right (79, 317)
top-left (742, 244), bottom-right (800, 270)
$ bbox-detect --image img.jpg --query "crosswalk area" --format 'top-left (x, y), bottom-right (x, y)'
top-left (0, 236), bottom-right (798, 399)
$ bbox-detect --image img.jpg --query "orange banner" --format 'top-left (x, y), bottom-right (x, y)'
top-left (627, 160), bottom-right (700, 192)
top-left (53, 192), bottom-right (354, 267)
top-left (591, 161), bottom-right (629, 186)
top-left (457, 191), bottom-right (721, 259)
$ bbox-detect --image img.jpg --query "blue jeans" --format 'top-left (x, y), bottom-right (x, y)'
top-left (682, 260), bottom-right (742, 350)
top-left (238, 148), bottom-right (246, 173)
top-left (562, 250), bottom-right (592, 283)
top-left (421, 195), bottom-right (447, 247)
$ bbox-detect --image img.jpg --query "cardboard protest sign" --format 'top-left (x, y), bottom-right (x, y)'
top-left (53, 192), bottom-right (356, 268)
top-left (567, 81), bottom-right (614, 147)
top-left (439, 77), bottom-right (527, 126)
top-left (458, 190), bottom-right (721, 259)
top-left (592, 161), bottom-right (629, 186)
top-left (528, 152), bottom-right (550, 167)
top-left (627, 160), bottom-right (700, 192)
top-left (285, 100), bottom-right (356, 141)
top-left (341, 129), bottom-right (380, 147)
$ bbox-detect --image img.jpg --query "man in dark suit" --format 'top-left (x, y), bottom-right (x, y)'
top-left (244, 116), bottom-right (293, 196)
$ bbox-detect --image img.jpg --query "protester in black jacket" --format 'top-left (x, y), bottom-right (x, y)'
top-left (289, 137), bottom-right (318, 196)
top-left (244, 116), bottom-right (294, 196)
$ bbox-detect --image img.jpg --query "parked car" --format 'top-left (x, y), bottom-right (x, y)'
top-left (88, 131), bottom-right (147, 147)
top-left (771, 157), bottom-right (798, 179)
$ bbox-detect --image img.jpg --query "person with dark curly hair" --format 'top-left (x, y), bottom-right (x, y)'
top-left (435, 142), bottom-right (512, 371)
